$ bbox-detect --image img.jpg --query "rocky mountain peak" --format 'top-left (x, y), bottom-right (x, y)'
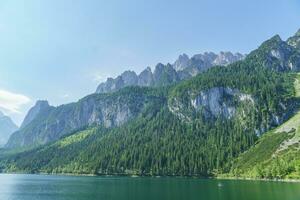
top-left (271, 34), bottom-right (282, 42)
top-left (35, 100), bottom-right (50, 107)
top-left (173, 53), bottom-right (190, 71)
top-left (246, 32), bottom-right (300, 72)
top-left (138, 67), bottom-right (153, 86)
top-left (20, 100), bottom-right (51, 128)
top-left (213, 51), bottom-right (244, 66)
top-left (120, 70), bottom-right (138, 86)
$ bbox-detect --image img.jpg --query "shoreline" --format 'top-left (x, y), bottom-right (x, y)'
top-left (215, 176), bottom-right (300, 183)
top-left (2, 171), bottom-right (300, 183)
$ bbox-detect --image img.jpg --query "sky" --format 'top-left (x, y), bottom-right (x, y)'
top-left (0, 0), bottom-right (300, 125)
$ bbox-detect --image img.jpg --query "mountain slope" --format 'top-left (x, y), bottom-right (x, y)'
top-left (229, 74), bottom-right (300, 179)
top-left (246, 34), bottom-right (300, 72)
top-left (0, 112), bottom-right (18, 147)
top-left (6, 87), bottom-right (166, 149)
top-left (1, 54), bottom-right (297, 176)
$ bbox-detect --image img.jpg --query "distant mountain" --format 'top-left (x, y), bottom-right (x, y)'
top-left (0, 111), bottom-right (18, 147)
top-left (5, 88), bottom-right (165, 148)
top-left (96, 52), bottom-right (245, 94)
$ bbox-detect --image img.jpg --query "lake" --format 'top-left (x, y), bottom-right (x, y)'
top-left (1, 174), bottom-right (300, 200)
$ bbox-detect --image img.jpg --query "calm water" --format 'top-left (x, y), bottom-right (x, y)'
top-left (1, 174), bottom-right (300, 200)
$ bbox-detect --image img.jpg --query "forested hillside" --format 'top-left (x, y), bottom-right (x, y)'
top-left (1, 57), bottom-right (297, 176)
top-left (228, 74), bottom-right (300, 180)
top-left (2, 30), bottom-right (300, 177)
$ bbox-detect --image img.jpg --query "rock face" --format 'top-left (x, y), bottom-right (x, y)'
top-left (95, 52), bottom-right (245, 94)
top-left (168, 87), bottom-right (255, 121)
top-left (5, 88), bottom-right (164, 149)
top-left (191, 87), bottom-right (253, 119)
top-left (0, 111), bottom-right (18, 147)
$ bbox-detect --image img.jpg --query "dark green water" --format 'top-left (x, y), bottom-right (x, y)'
top-left (1, 174), bottom-right (300, 200)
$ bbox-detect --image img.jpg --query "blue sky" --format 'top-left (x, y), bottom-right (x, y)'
top-left (0, 0), bottom-right (300, 125)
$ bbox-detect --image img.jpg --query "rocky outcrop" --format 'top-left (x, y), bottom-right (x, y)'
top-left (168, 87), bottom-right (254, 121)
top-left (191, 87), bottom-right (253, 119)
top-left (95, 51), bottom-right (245, 94)
top-left (0, 111), bottom-right (18, 147)
top-left (5, 88), bottom-right (164, 149)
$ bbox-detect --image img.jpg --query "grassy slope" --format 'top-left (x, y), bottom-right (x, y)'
top-left (229, 73), bottom-right (300, 179)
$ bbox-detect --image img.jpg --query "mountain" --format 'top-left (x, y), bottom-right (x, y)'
top-left (246, 34), bottom-right (300, 72)
top-left (1, 59), bottom-right (296, 175)
top-left (2, 29), bottom-right (300, 177)
top-left (0, 111), bottom-right (18, 147)
top-left (96, 52), bottom-right (245, 94)
top-left (20, 100), bottom-right (52, 129)
top-left (5, 88), bottom-right (165, 149)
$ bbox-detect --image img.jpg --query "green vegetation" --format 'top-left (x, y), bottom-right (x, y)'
top-left (229, 74), bottom-right (300, 180)
top-left (2, 33), bottom-right (300, 177)
top-left (1, 107), bottom-right (256, 176)
top-left (1, 60), bottom-right (297, 177)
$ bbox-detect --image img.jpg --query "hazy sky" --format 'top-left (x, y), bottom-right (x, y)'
top-left (0, 0), bottom-right (300, 125)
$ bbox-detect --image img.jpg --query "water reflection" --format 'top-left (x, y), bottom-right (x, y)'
top-left (1, 174), bottom-right (300, 200)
